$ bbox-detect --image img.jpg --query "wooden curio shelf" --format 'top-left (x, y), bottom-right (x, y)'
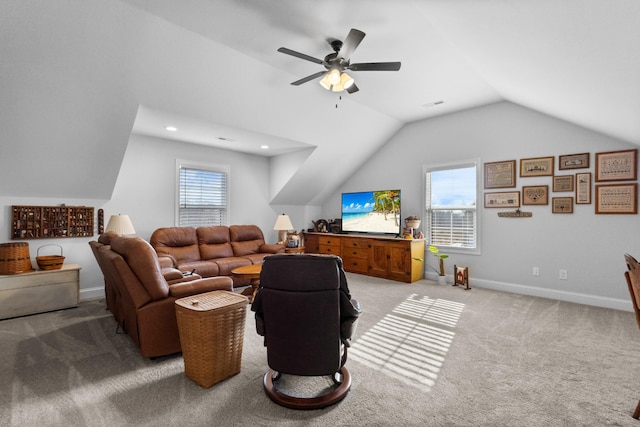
top-left (11, 205), bottom-right (94, 239)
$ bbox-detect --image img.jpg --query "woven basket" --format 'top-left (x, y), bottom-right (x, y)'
top-left (175, 290), bottom-right (247, 388)
top-left (36, 244), bottom-right (65, 271)
top-left (0, 242), bottom-right (34, 275)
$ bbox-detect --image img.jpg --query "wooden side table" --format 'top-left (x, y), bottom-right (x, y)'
top-left (231, 264), bottom-right (262, 303)
top-left (285, 246), bottom-right (305, 254)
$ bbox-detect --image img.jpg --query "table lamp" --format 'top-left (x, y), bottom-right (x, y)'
top-left (273, 214), bottom-right (293, 244)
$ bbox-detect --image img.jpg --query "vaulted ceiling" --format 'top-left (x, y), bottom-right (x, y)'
top-left (1, 0), bottom-right (639, 205)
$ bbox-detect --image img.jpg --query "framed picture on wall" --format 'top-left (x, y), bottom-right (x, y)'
top-left (522, 185), bottom-right (549, 205)
top-left (575, 172), bottom-right (592, 204)
top-left (552, 175), bottom-right (574, 192)
top-left (558, 153), bottom-right (590, 170)
top-left (552, 197), bottom-right (574, 213)
top-left (484, 160), bottom-right (517, 189)
top-left (595, 149), bottom-right (637, 182)
top-left (520, 156), bottom-right (554, 177)
top-left (595, 183), bottom-right (638, 214)
top-left (484, 191), bottom-right (520, 208)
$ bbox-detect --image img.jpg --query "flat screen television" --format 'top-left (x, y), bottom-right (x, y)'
top-left (341, 189), bottom-right (401, 235)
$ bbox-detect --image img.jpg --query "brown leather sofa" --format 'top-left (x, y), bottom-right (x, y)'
top-left (150, 225), bottom-right (284, 287)
top-left (90, 234), bottom-right (233, 358)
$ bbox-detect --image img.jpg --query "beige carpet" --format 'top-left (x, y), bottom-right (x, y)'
top-left (1, 274), bottom-right (639, 426)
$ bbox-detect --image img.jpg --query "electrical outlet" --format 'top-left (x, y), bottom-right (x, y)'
top-left (533, 267), bottom-right (540, 276)
top-left (559, 269), bottom-right (568, 280)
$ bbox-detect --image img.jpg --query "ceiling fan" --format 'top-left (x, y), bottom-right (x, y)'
top-left (277, 28), bottom-right (401, 94)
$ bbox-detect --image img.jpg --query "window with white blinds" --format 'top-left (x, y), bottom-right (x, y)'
top-left (177, 162), bottom-right (229, 227)
top-left (424, 161), bottom-right (478, 250)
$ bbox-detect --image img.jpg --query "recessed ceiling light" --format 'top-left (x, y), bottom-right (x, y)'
top-left (165, 126), bottom-right (178, 132)
top-left (260, 145), bottom-right (269, 150)
top-left (422, 100), bottom-right (444, 108)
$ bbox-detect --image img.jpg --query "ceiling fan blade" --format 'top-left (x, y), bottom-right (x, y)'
top-left (290, 71), bottom-right (327, 86)
top-left (277, 47), bottom-right (324, 65)
top-left (346, 83), bottom-right (359, 94)
top-left (338, 28), bottom-right (365, 60)
top-left (348, 62), bottom-right (402, 71)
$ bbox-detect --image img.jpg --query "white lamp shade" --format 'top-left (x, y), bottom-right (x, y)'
top-left (273, 214), bottom-right (293, 231)
top-left (105, 214), bottom-right (136, 235)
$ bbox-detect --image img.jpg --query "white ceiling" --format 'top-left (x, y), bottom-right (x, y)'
top-left (2, 0), bottom-right (639, 205)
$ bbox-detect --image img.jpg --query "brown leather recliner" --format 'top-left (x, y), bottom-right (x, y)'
top-left (251, 254), bottom-right (361, 409)
top-left (92, 235), bottom-right (233, 358)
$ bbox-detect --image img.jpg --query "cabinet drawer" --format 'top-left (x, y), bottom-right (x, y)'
top-left (342, 238), bottom-right (369, 250)
top-left (319, 244), bottom-right (341, 256)
top-left (341, 247), bottom-right (368, 259)
top-left (318, 236), bottom-right (340, 246)
top-left (342, 257), bottom-right (369, 274)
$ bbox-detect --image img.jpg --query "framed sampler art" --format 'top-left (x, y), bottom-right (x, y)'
top-left (553, 175), bottom-right (574, 192)
top-left (484, 191), bottom-right (520, 208)
top-left (595, 149), bottom-right (637, 182)
top-left (595, 183), bottom-right (638, 214)
top-left (552, 197), bottom-right (574, 214)
top-left (575, 172), bottom-right (592, 204)
top-left (520, 156), bottom-right (554, 177)
top-left (558, 153), bottom-right (590, 170)
top-left (484, 160), bottom-right (516, 189)
top-left (522, 185), bottom-right (549, 205)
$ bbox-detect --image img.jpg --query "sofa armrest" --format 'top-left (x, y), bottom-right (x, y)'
top-left (157, 254), bottom-right (177, 268)
top-left (162, 267), bottom-right (184, 282)
top-left (169, 276), bottom-right (233, 298)
top-left (260, 243), bottom-right (285, 254)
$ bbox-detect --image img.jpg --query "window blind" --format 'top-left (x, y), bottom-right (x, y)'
top-left (178, 166), bottom-right (228, 227)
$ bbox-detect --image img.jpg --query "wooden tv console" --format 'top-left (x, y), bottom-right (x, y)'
top-left (303, 232), bottom-right (425, 283)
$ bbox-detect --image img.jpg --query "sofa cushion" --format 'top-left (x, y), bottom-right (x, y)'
top-left (231, 239), bottom-right (261, 256)
top-left (150, 227), bottom-right (200, 264)
top-left (197, 226), bottom-right (234, 259)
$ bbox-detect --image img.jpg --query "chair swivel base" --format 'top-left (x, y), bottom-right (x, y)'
top-left (262, 367), bottom-right (351, 410)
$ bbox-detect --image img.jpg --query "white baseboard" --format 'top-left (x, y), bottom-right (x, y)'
top-left (424, 271), bottom-right (632, 312)
top-left (80, 286), bottom-right (104, 302)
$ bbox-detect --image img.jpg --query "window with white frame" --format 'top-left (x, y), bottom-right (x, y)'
top-left (177, 161), bottom-right (229, 227)
top-left (424, 160), bottom-right (478, 250)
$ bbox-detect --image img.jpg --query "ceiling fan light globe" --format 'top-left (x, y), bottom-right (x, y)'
top-left (319, 74), bottom-right (332, 90)
top-left (331, 83), bottom-right (345, 92)
top-left (327, 69), bottom-right (341, 85)
top-left (340, 72), bottom-right (354, 89)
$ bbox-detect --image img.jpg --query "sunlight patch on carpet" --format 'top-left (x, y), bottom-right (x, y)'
top-left (349, 294), bottom-right (464, 391)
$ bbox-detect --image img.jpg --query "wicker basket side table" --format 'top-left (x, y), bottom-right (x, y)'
top-left (175, 290), bottom-right (247, 388)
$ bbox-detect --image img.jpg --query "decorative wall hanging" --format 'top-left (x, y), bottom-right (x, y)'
top-left (522, 185), bottom-right (549, 205)
top-left (595, 149), bottom-right (637, 182)
top-left (552, 197), bottom-right (574, 214)
top-left (484, 160), bottom-right (516, 189)
top-left (595, 183), bottom-right (638, 214)
top-left (520, 156), bottom-right (554, 177)
top-left (553, 175), bottom-right (574, 192)
top-left (484, 191), bottom-right (520, 208)
top-left (558, 153), bottom-right (590, 170)
top-left (575, 172), bottom-right (592, 204)
top-left (497, 209), bottom-right (532, 218)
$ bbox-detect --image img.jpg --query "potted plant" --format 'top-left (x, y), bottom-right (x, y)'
top-left (428, 245), bottom-right (449, 284)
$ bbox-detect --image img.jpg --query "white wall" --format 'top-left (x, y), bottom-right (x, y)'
top-left (322, 101), bottom-right (640, 310)
top-left (1, 134), bottom-right (288, 301)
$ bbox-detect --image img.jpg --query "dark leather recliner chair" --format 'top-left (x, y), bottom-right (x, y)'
top-left (251, 254), bottom-right (361, 409)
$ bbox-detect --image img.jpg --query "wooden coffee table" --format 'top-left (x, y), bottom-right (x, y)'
top-left (231, 264), bottom-right (262, 303)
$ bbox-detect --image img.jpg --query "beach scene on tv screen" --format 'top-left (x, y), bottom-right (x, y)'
top-left (342, 190), bottom-right (401, 234)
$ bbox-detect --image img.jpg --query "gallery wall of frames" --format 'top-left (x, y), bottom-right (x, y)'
top-left (483, 149), bottom-right (638, 215)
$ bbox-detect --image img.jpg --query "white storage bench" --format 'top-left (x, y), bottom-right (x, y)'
top-left (0, 264), bottom-right (80, 320)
